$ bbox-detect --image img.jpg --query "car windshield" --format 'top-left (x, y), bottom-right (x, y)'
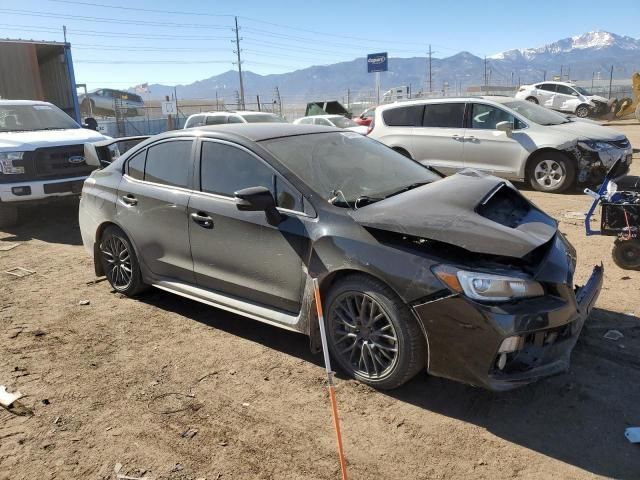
top-left (261, 131), bottom-right (440, 208)
top-left (503, 100), bottom-right (570, 126)
top-left (0, 104), bottom-right (79, 132)
top-left (329, 116), bottom-right (358, 128)
top-left (242, 113), bottom-right (287, 123)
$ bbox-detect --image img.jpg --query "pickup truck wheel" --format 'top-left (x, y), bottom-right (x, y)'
top-left (612, 239), bottom-right (640, 270)
top-left (99, 225), bottom-right (147, 296)
top-left (324, 274), bottom-right (427, 390)
top-left (527, 152), bottom-right (576, 193)
top-left (526, 96), bottom-right (539, 104)
top-left (0, 204), bottom-right (18, 228)
top-left (575, 104), bottom-right (590, 118)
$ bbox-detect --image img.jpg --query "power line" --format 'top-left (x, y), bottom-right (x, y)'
top-left (49, 0), bottom-right (234, 17)
top-left (0, 8), bottom-right (230, 29)
top-left (75, 60), bottom-right (233, 64)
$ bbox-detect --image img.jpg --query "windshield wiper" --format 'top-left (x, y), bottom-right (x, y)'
top-left (382, 181), bottom-right (429, 199)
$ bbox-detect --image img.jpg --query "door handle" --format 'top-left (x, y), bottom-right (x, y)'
top-left (121, 194), bottom-right (137, 206)
top-left (451, 134), bottom-right (462, 141)
top-left (191, 212), bottom-right (214, 229)
top-left (466, 135), bottom-right (477, 141)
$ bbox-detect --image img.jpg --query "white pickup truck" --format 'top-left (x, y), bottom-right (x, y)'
top-left (0, 100), bottom-right (109, 227)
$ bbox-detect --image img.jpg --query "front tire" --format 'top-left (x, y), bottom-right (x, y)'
top-left (575, 104), bottom-right (590, 118)
top-left (526, 96), bottom-right (539, 104)
top-left (99, 225), bottom-right (147, 296)
top-left (324, 275), bottom-right (427, 390)
top-left (612, 239), bottom-right (640, 270)
top-left (527, 152), bottom-right (576, 193)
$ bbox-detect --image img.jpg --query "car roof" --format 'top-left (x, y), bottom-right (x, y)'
top-left (194, 111), bottom-right (277, 116)
top-left (298, 114), bottom-right (343, 119)
top-left (532, 81), bottom-right (577, 86)
top-left (376, 96), bottom-right (517, 110)
top-left (159, 123), bottom-right (341, 142)
top-left (0, 99), bottom-right (54, 106)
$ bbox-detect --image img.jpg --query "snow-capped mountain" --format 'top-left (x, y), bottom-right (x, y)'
top-left (140, 31), bottom-right (640, 100)
top-left (490, 31), bottom-right (640, 61)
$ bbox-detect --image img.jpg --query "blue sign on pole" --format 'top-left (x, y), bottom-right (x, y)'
top-left (367, 52), bottom-right (388, 73)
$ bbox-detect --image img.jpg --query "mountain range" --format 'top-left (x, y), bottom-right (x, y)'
top-left (138, 31), bottom-right (640, 102)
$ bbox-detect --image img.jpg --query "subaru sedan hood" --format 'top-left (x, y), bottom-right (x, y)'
top-left (546, 121), bottom-right (626, 141)
top-left (350, 170), bottom-right (557, 258)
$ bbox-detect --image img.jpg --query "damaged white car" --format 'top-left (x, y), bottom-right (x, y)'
top-left (369, 97), bottom-right (632, 193)
top-left (515, 82), bottom-right (609, 118)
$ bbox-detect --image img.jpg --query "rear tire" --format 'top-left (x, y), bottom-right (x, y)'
top-left (99, 225), bottom-right (147, 296)
top-left (612, 239), bottom-right (640, 270)
top-left (0, 204), bottom-right (18, 228)
top-left (324, 274), bottom-right (427, 390)
top-left (526, 96), bottom-right (539, 104)
top-left (527, 152), bottom-right (576, 193)
top-left (575, 104), bottom-right (590, 118)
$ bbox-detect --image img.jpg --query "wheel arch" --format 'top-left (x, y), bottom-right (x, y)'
top-left (93, 220), bottom-right (144, 278)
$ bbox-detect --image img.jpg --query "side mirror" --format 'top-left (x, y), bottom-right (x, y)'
top-left (84, 143), bottom-right (101, 167)
top-left (234, 186), bottom-right (283, 226)
top-left (496, 121), bottom-right (513, 137)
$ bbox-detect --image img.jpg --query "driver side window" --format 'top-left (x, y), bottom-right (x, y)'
top-left (471, 104), bottom-right (521, 130)
top-left (199, 141), bottom-right (303, 212)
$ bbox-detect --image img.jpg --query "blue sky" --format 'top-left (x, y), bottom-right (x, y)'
top-left (1, 0), bottom-right (639, 90)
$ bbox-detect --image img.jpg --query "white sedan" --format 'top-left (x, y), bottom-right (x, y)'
top-left (515, 81), bottom-right (609, 118)
top-left (293, 115), bottom-right (368, 134)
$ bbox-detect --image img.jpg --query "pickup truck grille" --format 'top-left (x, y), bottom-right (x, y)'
top-left (34, 145), bottom-right (95, 179)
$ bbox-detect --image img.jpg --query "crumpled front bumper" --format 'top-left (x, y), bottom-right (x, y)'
top-left (412, 265), bottom-right (603, 391)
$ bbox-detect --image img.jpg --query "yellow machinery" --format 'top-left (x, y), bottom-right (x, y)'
top-left (614, 72), bottom-right (640, 120)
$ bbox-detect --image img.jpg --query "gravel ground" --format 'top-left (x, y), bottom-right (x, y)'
top-left (1, 121), bottom-right (639, 480)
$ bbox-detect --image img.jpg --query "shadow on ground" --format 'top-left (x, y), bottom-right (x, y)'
top-left (0, 198), bottom-right (82, 246)
top-left (139, 290), bottom-right (640, 478)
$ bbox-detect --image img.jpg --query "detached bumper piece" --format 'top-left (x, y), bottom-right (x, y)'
top-left (414, 265), bottom-right (603, 391)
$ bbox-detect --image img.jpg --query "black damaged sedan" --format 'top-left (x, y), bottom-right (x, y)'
top-left (79, 124), bottom-right (603, 390)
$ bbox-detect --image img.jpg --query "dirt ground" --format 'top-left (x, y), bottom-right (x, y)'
top-left (1, 121), bottom-right (640, 480)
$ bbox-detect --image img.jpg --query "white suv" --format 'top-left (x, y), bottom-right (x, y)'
top-left (184, 111), bottom-right (286, 128)
top-left (515, 82), bottom-right (608, 118)
top-left (368, 97), bottom-right (632, 193)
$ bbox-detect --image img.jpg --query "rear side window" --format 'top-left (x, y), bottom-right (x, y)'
top-left (382, 105), bottom-right (424, 126)
top-left (227, 115), bottom-right (244, 124)
top-left (144, 140), bottom-right (193, 188)
top-left (538, 84), bottom-right (557, 92)
top-left (186, 115), bottom-right (205, 128)
top-left (200, 141), bottom-right (274, 197)
top-left (205, 115), bottom-right (226, 125)
top-left (127, 150), bottom-right (146, 180)
top-left (422, 103), bottom-right (465, 128)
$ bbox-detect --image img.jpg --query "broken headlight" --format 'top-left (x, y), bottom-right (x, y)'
top-left (433, 266), bottom-right (544, 302)
top-left (0, 151), bottom-right (25, 175)
top-left (578, 140), bottom-right (612, 151)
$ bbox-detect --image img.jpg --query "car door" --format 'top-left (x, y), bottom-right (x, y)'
top-left (553, 84), bottom-right (580, 112)
top-left (188, 139), bottom-right (309, 313)
top-left (462, 103), bottom-right (529, 178)
top-left (536, 83), bottom-right (557, 108)
top-left (116, 138), bottom-right (196, 282)
top-left (411, 102), bottom-right (466, 175)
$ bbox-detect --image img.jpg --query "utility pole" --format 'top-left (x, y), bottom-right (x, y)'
top-left (567, 65), bottom-right (570, 81)
top-left (543, 70), bottom-right (546, 81)
top-left (274, 86), bottom-right (282, 116)
top-left (428, 44), bottom-right (433, 93)
top-left (609, 64), bottom-right (614, 99)
top-left (511, 71), bottom-right (514, 86)
top-left (346, 88), bottom-right (350, 109)
top-left (483, 56), bottom-right (488, 90)
top-left (591, 72), bottom-right (595, 89)
top-left (62, 25), bottom-right (67, 43)
top-left (560, 65), bottom-right (563, 79)
top-left (233, 17), bottom-right (245, 110)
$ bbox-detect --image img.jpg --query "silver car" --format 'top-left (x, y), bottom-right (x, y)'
top-left (79, 89), bottom-right (144, 117)
top-left (369, 97), bottom-right (632, 193)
